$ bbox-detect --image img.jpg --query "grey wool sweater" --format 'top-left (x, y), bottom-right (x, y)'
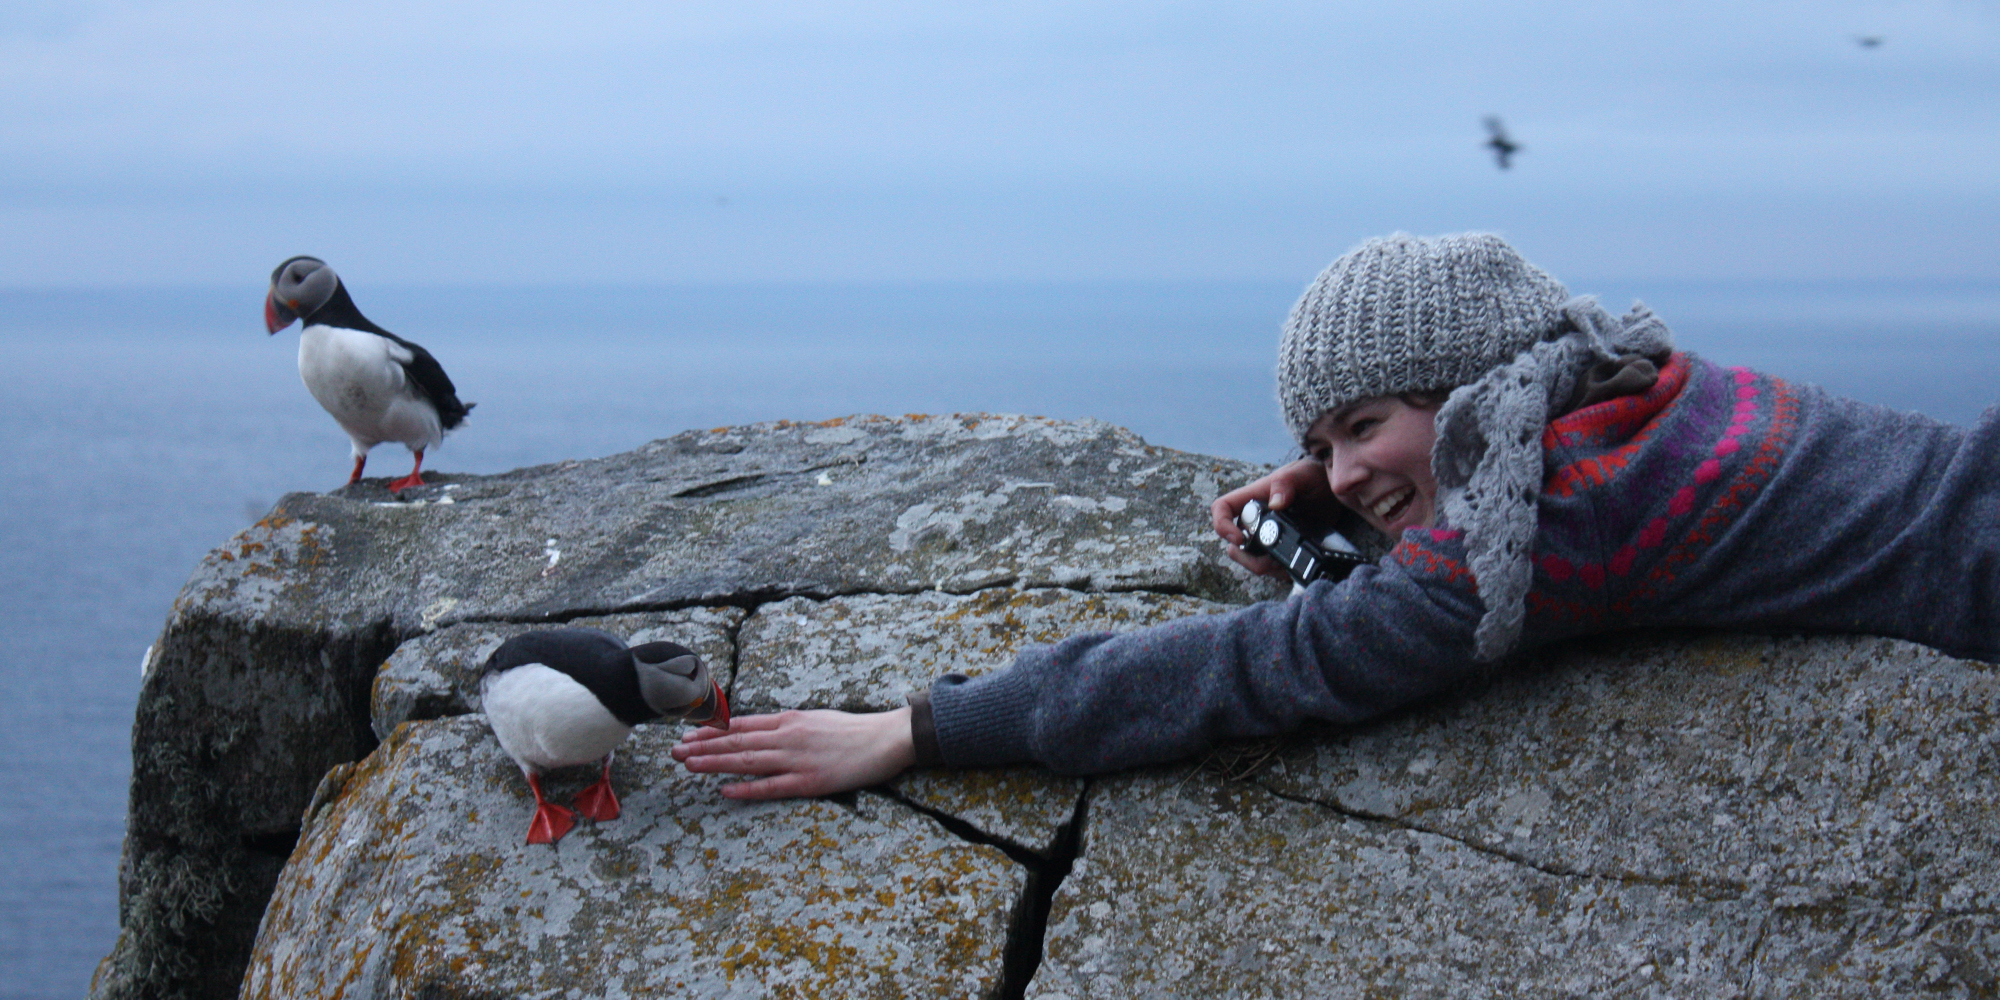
top-left (922, 352), bottom-right (2000, 774)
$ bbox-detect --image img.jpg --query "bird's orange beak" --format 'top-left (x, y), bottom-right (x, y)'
top-left (264, 292), bottom-right (297, 334)
top-left (695, 681), bottom-right (731, 731)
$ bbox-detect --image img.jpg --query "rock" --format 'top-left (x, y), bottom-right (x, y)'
top-left (1027, 631), bottom-right (2000, 998)
top-left (242, 716), bottom-right (1026, 999)
top-left (97, 413), bottom-right (2000, 999)
top-left (734, 588), bottom-right (1238, 715)
top-left (1034, 765), bottom-right (1795, 999)
top-left (96, 414), bottom-right (1276, 1000)
top-left (1258, 632), bottom-right (2000, 903)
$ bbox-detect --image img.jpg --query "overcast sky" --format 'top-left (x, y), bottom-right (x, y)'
top-left (3, 0), bottom-right (1996, 286)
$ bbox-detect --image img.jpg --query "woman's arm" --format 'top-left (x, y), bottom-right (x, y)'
top-left (671, 707), bottom-right (916, 799)
top-left (929, 524), bottom-right (1490, 774)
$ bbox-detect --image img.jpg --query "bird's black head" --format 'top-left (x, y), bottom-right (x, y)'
top-left (265, 256), bottom-right (339, 334)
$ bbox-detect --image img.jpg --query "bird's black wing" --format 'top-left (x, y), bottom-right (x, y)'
top-left (381, 330), bottom-right (475, 429)
top-left (301, 281), bottom-right (476, 429)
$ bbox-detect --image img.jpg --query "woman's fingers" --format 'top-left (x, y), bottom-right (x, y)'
top-left (680, 716), bottom-right (788, 748)
top-left (670, 708), bottom-right (916, 800)
top-left (673, 726), bottom-right (789, 761)
top-left (677, 713), bottom-right (785, 745)
top-left (679, 747), bottom-right (795, 776)
top-left (718, 773), bottom-right (826, 800)
top-left (1210, 497), bottom-right (1245, 542)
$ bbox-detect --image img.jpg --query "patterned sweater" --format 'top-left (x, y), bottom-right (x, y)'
top-left (925, 352), bottom-right (2000, 774)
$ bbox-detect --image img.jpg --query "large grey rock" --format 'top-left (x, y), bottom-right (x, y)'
top-left (99, 412), bottom-right (2000, 1000)
top-left (1258, 632), bottom-right (2000, 903)
top-left (192, 414), bottom-right (1267, 638)
top-left (97, 414), bottom-right (1273, 1000)
top-left (735, 588), bottom-right (1238, 714)
top-left (1033, 768), bottom-right (1776, 999)
top-left (1028, 631), bottom-right (2000, 998)
top-left (241, 716), bottom-right (1026, 999)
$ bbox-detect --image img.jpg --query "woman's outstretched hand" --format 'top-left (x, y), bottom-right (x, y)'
top-left (671, 707), bottom-right (917, 800)
top-left (1209, 458), bottom-right (1335, 577)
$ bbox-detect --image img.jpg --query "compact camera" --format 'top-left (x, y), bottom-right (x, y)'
top-left (1235, 499), bottom-right (1368, 587)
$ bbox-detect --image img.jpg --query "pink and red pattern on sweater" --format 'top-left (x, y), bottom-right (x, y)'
top-left (1392, 353), bottom-right (1803, 632)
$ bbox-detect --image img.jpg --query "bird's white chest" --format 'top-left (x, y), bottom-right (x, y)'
top-left (480, 664), bottom-right (634, 772)
top-left (298, 325), bottom-right (406, 413)
top-left (297, 324), bottom-right (440, 451)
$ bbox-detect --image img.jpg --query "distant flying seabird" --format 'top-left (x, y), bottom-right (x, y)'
top-left (1484, 116), bottom-right (1520, 171)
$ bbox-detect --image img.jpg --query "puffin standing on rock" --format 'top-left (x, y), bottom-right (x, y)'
top-left (480, 629), bottom-right (732, 844)
top-left (264, 256), bottom-right (473, 493)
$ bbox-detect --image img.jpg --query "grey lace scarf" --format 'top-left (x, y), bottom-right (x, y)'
top-left (1431, 297), bottom-right (1676, 661)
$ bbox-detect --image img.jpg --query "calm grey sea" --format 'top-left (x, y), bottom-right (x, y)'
top-left (3, 279), bottom-right (1996, 998)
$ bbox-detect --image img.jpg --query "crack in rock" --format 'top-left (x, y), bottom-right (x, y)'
top-left (1255, 780), bottom-right (1756, 898)
top-left (866, 782), bottom-right (1090, 1000)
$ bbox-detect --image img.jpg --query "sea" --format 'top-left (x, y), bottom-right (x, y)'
top-left (3, 278), bottom-right (1996, 998)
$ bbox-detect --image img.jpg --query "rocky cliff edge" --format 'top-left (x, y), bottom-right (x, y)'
top-left (91, 414), bottom-right (2000, 999)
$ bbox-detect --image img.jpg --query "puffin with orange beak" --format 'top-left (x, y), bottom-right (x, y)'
top-left (479, 629), bottom-right (732, 844)
top-left (264, 255), bottom-right (472, 493)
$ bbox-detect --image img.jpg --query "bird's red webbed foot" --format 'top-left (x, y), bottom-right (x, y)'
top-left (524, 772), bottom-right (576, 845)
top-left (386, 450), bottom-right (427, 493)
top-left (573, 755), bottom-right (621, 822)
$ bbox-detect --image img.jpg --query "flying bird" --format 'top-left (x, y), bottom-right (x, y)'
top-left (1484, 116), bottom-right (1520, 171)
top-left (480, 629), bottom-right (731, 844)
top-left (1856, 35), bottom-right (1884, 48)
top-left (264, 256), bottom-right (473, 493)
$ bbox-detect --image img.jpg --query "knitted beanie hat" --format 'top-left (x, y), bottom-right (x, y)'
top-left (1277, 232), bottom-right (1571, 443)
top-left (1276, 231), bottom-right (1676, 662)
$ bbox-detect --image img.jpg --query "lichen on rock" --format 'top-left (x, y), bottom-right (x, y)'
top-left (243, 716), bottom-right (1027, 1000)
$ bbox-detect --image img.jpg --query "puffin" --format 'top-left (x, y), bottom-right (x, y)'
top-left (264, 256), bottom-right (473, 493)
top-left (479, 628), bottom-right (732, 844)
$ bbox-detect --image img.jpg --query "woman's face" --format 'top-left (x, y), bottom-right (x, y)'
top-left (1303, 396), bottom-right (1441, 537)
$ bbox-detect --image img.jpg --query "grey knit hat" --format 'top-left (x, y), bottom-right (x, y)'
top-left (1277, 232), bottom-right (1571, 443)
top-left (1276, 231), bottom-right (1676, 663)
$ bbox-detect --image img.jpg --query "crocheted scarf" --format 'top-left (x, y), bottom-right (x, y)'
top-left (1431, 297), bottom-right (1676, 661)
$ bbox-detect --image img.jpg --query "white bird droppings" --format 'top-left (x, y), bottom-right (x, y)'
top-left (421, 598), bottom-right (460, 632)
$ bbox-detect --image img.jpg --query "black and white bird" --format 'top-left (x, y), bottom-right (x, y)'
top-left (1484, 115), bottom-right (1520, 171)
top-left (264, 256), bottom-right (473, 493)
top-left (479, 629), bottom-right (732, 844)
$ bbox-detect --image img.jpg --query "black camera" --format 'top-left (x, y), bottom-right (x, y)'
top-left (1236, 499), bottom-right (1368, 587)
